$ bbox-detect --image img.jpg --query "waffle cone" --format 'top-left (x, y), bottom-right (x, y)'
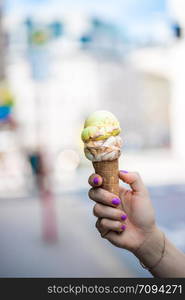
top-left (93, 159), bottom-right (119, 196)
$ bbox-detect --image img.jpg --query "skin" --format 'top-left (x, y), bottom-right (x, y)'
top-left (88, 171), bottom-right (185, 277)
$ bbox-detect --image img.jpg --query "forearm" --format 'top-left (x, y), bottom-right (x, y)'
top-left (134, 227), bottom-right (185, 278)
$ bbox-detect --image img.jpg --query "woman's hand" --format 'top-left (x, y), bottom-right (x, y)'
top-left (89, 170), bottom-right (185, 278)
top-left (88, 171), bottom-right (157, 253)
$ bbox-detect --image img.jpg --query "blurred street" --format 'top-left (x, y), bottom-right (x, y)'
top-left (1, 0), bottom-right (185, 279)
top-left (1, 149), bottom-right (185, 278)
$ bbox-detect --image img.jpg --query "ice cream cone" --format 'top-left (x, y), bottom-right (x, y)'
top-left (81, 110), bottom-right (124, 237)
top-left (94, 158), bottom-right (123, 237)
top-left (93, 159), bottom-right (119, 196)
top-left (81, 110), bottom-right (123, 211)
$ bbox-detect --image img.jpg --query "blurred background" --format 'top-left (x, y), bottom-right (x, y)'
top-left (0, 0), bottom-right (185, 277)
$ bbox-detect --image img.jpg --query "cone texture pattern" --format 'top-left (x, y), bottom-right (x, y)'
top-left (93, 159), bottom-right (119, 196)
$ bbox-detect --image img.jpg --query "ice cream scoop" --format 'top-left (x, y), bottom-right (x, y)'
top-left (81, 110), bottom-right (123, 196)
top-left (81, 110), bottom-right (121, 142)
top-left (82, 110), bottom-right (122, 163)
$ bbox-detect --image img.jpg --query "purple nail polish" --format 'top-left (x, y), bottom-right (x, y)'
top-left (112, 198), bottom-right (121, 205)
top-left (121, 170), bottom-right (128, 174)
top-left (121, 214), bottom-right (127, 221)
top-left (93, 177), bottom-right (99, 185)
top-left (121, 224), bottom-right (126, 230)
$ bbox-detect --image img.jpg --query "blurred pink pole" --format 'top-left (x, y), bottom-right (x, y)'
top-left (38, 151), bottom-right (58, 243)
top-left (40, 186), bottom-right (58, 243)
top-left (33, 82), bottom-right (58, 243)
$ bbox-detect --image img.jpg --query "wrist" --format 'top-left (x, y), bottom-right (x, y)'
top-left (133, 226), bottom-right (164, 269)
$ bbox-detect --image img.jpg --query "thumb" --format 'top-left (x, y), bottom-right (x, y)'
top-left (119, 170), bottom-right (147, 193)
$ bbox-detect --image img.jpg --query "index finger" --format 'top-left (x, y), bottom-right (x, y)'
top-left (88, 173), bottom-right (103, 187)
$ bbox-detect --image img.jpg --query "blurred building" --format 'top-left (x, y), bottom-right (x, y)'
top-left (4, 12), bottom-right (173, 153)
top-left (1, 0), bottom-right (185, 279)
top-left (3, 3), bottom-right (185, 184)
top-left (0, 0), bottom-right (5, 80)
top-left (112, 0), bottom-right (185, 159)
top-left (167, 0), bottom-right (185, 161)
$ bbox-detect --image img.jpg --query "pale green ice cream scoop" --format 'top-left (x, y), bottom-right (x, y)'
top-left (81, 110), bottom-right (121, 142)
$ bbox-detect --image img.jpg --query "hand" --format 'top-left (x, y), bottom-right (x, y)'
top-left (88, 171), bottom-right (157, 252)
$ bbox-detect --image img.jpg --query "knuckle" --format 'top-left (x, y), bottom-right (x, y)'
top-left (100, 232), bottom-right (107, 239)
top-left (116, 210), bottom-right (124, 220)
top-left (96, 187), bottom-right (104, 196)
top-left (115, 221), bottom-right (121, 228)
top-left (95, 219), bottom-right (99, 229)
top-left (95, 220), bottom-right (102, 235)
top-left (100, 218), bottom-right (107, 228)
top-left (93, 204), bottom-right (100, 216)
top-left (114, 209), bottom-right (122, 219)
top-left (88, 188), bottom-right (94, 199)
top-left (88, 188), bottom-right (102, 200)
top-left (98, 189), bottom-right (111, 203)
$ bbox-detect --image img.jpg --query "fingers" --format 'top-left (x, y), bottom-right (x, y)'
top-left (96, 218), bottom-right (127, 248)
top-left (94, 203), bottom-right (127, 238)
top-left (88, 173), bottom-right (103, 187)
top-left (96, 218), bottom-right (126, 235)
top-left (119, 171), bottom-right (147, 193)
top-left (88, 173), bottom-right (128, 210)
top-left (93, 203), bottom-right (127, 221)
top-left (88, 171), bottom-right (146, 195)
top-left (88, 171), bottom-right (146, 193)
top-left (89, 187), bottom-right (122, 208)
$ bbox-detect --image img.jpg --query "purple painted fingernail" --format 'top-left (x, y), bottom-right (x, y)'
top-left (112, 198), bottom-right (121, 205)
top-left (93, 177), bottom-right (99, 185)
top-left (121, 214), bottom-right (127, 221)
top-left (121, 170), bottom-right (128, 174)
top-left (121, 224), bottom-right (126, 230)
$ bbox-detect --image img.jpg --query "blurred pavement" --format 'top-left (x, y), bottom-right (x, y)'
top-left (0, 194), bottom-right (140, 277)
top-left (0, 149), bottom-right (185, 277)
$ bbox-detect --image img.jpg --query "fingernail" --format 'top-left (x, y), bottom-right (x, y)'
top-left (121, 214), bottom-right (127, 221)
top-left (112, 198), bottom-right (121, 205)
top-left (121, 224), bottom-right (126, 230)
top-left (121, 170), bottom-right (128, 174)
top-left (93, 177), bottom-right (99, 185)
